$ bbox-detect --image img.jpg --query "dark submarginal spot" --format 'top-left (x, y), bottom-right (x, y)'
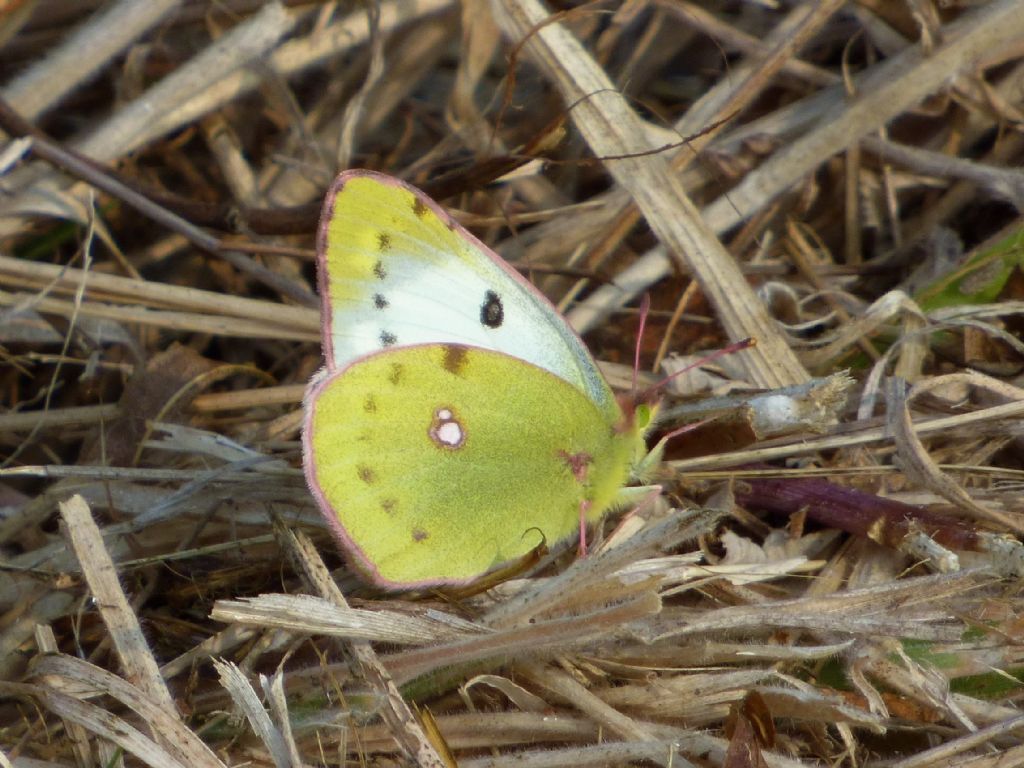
top-left (442, 345), bottom-right (468, 375)
top-left (389, 363), bottom-right (404, 385)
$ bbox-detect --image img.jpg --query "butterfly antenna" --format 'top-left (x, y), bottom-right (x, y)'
top-left (643, 336), bottom-right (757, 400)
top-left (633, 294), bottom-right (651, 395)
top-left (643, 337), bottom-right (756, 461)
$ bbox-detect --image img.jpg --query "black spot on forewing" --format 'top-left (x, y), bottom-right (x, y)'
top-left (480, 290), bottom-right (504, 329)
top-left (373, 260), bottom-right (387, 280)
top-left (373, 293), bottom-right (388, 309)
top-left (442, 345), bottom-right (468, 376)
top-left (380, 331), bottom-right (397, 347)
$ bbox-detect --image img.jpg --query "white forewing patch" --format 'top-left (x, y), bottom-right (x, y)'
top-left (328, 215), bottom-right (615, 415)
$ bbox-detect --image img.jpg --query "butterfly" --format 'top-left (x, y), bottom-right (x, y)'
top-left (302, 170), bottom-right (658, 589)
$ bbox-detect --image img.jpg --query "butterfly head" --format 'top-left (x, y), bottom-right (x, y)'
top-left (617, 390), bottom-right (659, 428)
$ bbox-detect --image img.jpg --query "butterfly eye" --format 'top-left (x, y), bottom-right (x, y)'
top-left (635, 404), bottom-right (655, 429)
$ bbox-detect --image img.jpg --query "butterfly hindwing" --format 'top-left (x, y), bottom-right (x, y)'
top-left (304, 344), bottom-right (640, 588)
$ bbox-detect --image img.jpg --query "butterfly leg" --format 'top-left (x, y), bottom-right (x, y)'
top-left (557, 449), bottom-right (596, 558)
top-left (577, 499), bottom-right (592, 557)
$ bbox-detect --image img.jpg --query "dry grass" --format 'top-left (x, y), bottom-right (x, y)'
top-left (2, 1), bottom-right (1024, 766)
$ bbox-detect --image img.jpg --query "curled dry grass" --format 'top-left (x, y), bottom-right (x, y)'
top-left (2, 1), bottom-right (1024, 766)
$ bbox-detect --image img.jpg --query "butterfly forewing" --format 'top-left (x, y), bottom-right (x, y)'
top-left (318, 171), bottom-right (618, 419)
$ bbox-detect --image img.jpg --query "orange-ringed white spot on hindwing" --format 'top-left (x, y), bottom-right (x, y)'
top-left (429, 407), bottom-right (466, 450)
